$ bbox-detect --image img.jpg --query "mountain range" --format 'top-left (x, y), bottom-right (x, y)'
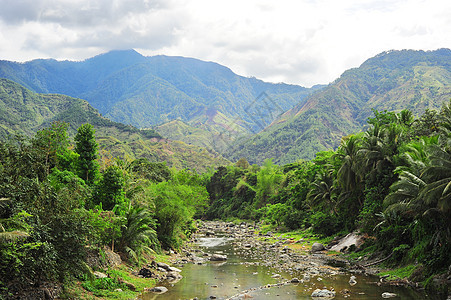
top-left (0, 50), bottom-right (317, 131)
top-left (226, 49), bottom-right (451, 164)
top-left (1, 48), bottom-right (450, 165)
top-left (0, 78), bottom-right (229, 172)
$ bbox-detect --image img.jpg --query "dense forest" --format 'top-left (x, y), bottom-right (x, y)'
top-left (1, 99), bottom-right (450, 298)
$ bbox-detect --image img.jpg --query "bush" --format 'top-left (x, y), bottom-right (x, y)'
top-left (283, 209), bottom-right (310, 230)
top-left (310, 211), bottom-right (341, 236)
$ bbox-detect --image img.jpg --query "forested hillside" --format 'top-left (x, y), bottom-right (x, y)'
top-left (228, 49), bottom-right (451, 164)
top-left (0, 78), bottom-right (229, 172)
top-left (0, 50), bottom-right (318, 140)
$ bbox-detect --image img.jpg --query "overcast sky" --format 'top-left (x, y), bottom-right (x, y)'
top-left (0, 0), bottom-right (450, 87)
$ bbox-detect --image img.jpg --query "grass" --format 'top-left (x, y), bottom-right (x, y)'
top-left (62, 260), bottom-right (165, 299)
top-left (377, 264), bottom-right (417, 281)
top-left (255, 224), bottom-right (338, 254)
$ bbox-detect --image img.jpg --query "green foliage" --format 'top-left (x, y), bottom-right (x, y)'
top-left (93, 165), bottom-right (126, 211)
top-left (0, 121), bottom-right (208, 297)
top-left (264, 203), bottom-right (290, 227)
top-left (310, 211), bottom-right (341, 237)
top-left (146, 170), bottom-right (208, 249)
top-left (129, 158), bottom-right (172, 183)
top-left (117, 206), bottom-right (159, 264)
top-left (81, 276), bottom-right (127, 296)
top-left (75, 123), bottom-right (99, 184)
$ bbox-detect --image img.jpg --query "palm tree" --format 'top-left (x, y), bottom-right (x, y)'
top-left (307, 167), bottom-right (337, 214)
top-left (336, 135), bottom-right (361, 192)
top-left (418, 145), bottom-right (451, 215)
top-left (383, 136), bottom-right (438, 216)
top-left (118, 206), bottom-right (159, 263)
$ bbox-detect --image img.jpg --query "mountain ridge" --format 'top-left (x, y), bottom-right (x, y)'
top-left (227, 48), bottom-right (451, 164)
top-left (0, 50), bottom-right (317, 129)
top-left (0, 78), bottom-right (229, 172)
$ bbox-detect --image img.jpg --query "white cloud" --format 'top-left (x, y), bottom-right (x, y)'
top-left (0, 0), bottom-right (450, 87)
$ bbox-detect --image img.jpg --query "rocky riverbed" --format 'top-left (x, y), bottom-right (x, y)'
top-left (139, 221), bottom-right (442, 299)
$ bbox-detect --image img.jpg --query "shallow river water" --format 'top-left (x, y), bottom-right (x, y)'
top-left (141, 236), bottom-right (435, 300)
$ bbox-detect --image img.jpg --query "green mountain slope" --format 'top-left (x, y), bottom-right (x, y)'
top-left (227, 49), bottom-right (451, 164)
top-left (0, 50), bottom-right (317, 133)
top-left (0, 78), bottom-right (229, 172)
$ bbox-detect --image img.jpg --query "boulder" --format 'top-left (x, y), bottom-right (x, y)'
top-left (349, 275), bottom-right (357, 286)
top-left (138, 266), bottom-right (154, 278)
top-left (157, 262), bottom-right (170, 270)
top-left (311, 288), bottom-right (336, 297)
top-left (94, 271), bottom-right (108, 279)
top-left (166, 271), bottom-right (183, 283)
top-left (118, 278), bottom-right (136, 291)
top-left (382, 292), bottom-right (397, 298)
top-left (290, 278), bottom-right (300, 283)
top-left (168, 266), bottom-right (182, 273)
top-left (148, 286), bottom-right (168, 294)
top-left (311, 242), bottom-right (325, 252)
top-left (210, 254), bottom-right (227, 261)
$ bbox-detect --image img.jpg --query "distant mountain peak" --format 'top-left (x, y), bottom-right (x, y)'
top-left (85, 49), bottom-right (146, 65)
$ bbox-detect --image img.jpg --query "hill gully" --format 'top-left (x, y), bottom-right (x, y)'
top-left (141, 221), bottom-right (433, 299)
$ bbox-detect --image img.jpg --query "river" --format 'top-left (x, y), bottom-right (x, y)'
top-left (140, 225), bottom-right (435, 299)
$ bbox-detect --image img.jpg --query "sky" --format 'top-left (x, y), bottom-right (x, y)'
top-left (0, 0), bottom-right (450, 87)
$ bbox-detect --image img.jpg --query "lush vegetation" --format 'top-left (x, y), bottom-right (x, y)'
top-left (1, 100), bottom-right (450, 297)
top-left (0, 122), bottom-right (209, 298)
top-left (0, 78), bottom-right (230, 172)
top-left (229, 49), bottom-right (451, 164)
top-left (1, 49), bottom-right (451, 297)
top-left (207, 101), bottom-right (451, 287)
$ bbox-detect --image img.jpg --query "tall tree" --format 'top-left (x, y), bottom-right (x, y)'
top-left (74, 124), bottom-right (98, 185)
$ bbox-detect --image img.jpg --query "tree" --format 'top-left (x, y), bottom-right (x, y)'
top-left (235, 157), bottom-right (250, 169)
top-left (32, 121), bottom-right (71, 175)
top-left (93, 165), bottom-right (126, 211)
top-left (307, 168), bottom-right (337, 214)
top-left (117, 206), bottom-right (159, 263)
top-left (336, 135), bottom-right (361, 192)
top-left (74, 124), bottom-right (98, 185)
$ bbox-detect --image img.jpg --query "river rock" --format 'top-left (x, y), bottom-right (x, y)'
top-left (157, 262), bottom-right (170, 270)
top-left (168, 266), bottom-right (182, 273)
top-left (311, 243), bottom-right (325, 252)
top-left (210, 254), bottom-right (227, 261)
top-left (290, 278), bottom-right (300, 283)
top-left (94, 271), bottom-right (107, 279)
top-left (349, 275), bottom-right (357, 286)
top-left (382, 292), bottom-right (397, 298)
top-left (138, 266), bottom-right (154, 278)
top-left (149, 286), bottom-right (168, 294)
top-left (167, 271), bottom-right (183, 283)
top-left (311, 288), bottom-right (336, 297)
